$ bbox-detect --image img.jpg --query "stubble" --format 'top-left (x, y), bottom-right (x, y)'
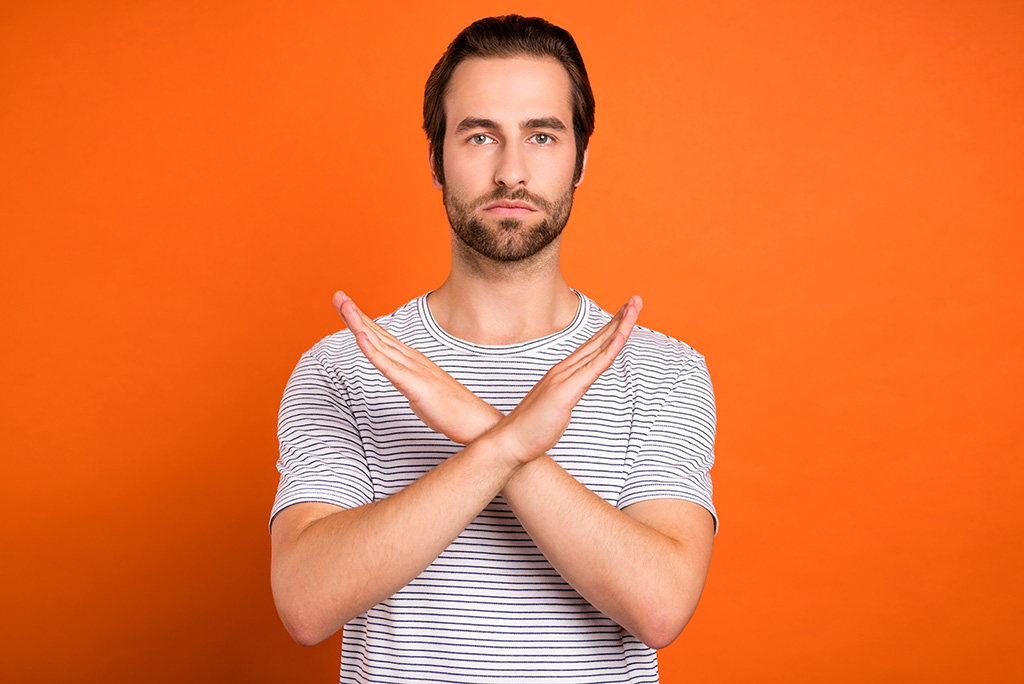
top-left (443, 185), bottom-right (575, 263)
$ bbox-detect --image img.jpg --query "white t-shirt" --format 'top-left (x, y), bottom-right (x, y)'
top-left (272, 292), bottom-right (717, 683)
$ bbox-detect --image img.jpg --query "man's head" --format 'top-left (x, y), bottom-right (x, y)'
top-left (423, 15), bottom-right (595, 187)
top-left (436, 56), bottom-right (578, 263)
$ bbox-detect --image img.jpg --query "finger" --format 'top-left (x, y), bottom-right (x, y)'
top-left (599, 296), bottom-right (641, 349)
top-left (332, 289), bottom-right (349, 314)
top-left (533, 330), bottom-right (629, 412)
top-left (334, 294), bottom-right (415, 365)
top-left (588, 297), bottom-right (641, 365)
top-left (333, 291), bottom-right (394, 340)
top-left (333, 297), bottom-right (410, 366)
top-left (353, 330), bottom-right (401, 376)
top-left (337, 298), bottom-right (449, 389)
top-left (353, 319), bottom-right (422, 375)
top-left (343, 298), bottom-right (420, 361)
top-left (334, 291), bottom-right (366, 335)
top-left (558, 300), bottom-right (628, 364)
top-left (615, 296), bottom-right (641, 341)
top-left (573, 329), bottom-right (627, 384)
top-left (553, 329), bottom-right (631, 407)
top-left (334, 291), bottom-right (366, 333)
top-left (584, 295), bottom-right (641, 353)
top-left (550, 314), bottom-right (639, 399)
top-left (353, 325), bottom-right (431, 387)
top-left (559, 296), bottom-right (641, 375)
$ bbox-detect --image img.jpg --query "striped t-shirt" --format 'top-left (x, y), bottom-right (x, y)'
top-left (272, 291), bottom-right (717, 683)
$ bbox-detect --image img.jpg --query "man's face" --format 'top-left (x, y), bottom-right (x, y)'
top-left (435, 56), bottom-right (585, 263)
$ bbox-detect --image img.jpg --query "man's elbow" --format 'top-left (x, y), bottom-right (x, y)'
top-left (286, 622), bottom-right (332, 648)
top-left (632, 590), bottom-right (703, 650)
top-left (633, 613), bottom-right (689, 650)
top-left (276, 598), bottom-right (337, 647)
top-left (272, 576), bottom-right (343, 647)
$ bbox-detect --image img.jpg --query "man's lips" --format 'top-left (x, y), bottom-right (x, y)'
top-left (481, 200), bottom-right (537, 218)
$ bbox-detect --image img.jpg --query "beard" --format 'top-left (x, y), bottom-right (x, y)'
top-left (443, 184), bottom-right (575, 263)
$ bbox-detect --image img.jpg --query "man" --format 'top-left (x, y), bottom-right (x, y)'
top-left (270, 15), bottom-right (717, 683)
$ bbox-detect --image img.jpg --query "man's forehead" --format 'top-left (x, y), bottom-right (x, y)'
top-left (444, 56), bottom-right (573, 128)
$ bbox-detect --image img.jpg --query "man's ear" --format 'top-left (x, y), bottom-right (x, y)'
top-left (574, 147), bottom-right (589, 187)
top-left (428, 143), bottom-right (443, 190)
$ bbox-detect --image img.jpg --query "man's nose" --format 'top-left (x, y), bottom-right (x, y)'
top-left (494, 142), bottom-right (529, 187)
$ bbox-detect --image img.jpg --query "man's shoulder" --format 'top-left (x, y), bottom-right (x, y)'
top-left (622, 323), bottom-right (704, 370)
top-left (579, 294), bottom-right (704, 368)
top-left (626, 324), bottom-right (703, 364)
top-left (617, 325), bottom-right (708, 395)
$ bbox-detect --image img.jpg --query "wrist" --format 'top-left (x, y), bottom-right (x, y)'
top-left (449, 403), bottom-right (504, 445)
top-left (473, 417), bottom-right (544, 471)
top-left (473, 405), bottom-right (505, 440)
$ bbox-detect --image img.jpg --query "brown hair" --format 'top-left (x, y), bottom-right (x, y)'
top-left (423, 15), bottom-right (596, 185)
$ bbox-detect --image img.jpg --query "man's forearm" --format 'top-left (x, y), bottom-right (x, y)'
top-left (501, 455), bottom-right (714, 649)
top-left (271, 432), bottom-right (521, 646)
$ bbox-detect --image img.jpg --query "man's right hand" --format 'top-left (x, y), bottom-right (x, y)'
top-left (333, 290), bottom-right (503, 445)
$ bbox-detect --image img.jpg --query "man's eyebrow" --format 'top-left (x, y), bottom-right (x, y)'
top-left (454, 117), bottom-right (498, 133)
top-left (522, 117), bottom-right (567, 131)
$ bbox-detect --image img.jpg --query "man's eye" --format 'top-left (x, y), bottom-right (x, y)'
top-left (532, 134), bottom-right (551, 144)
top-left (471, 134), bottom-right (492, 144)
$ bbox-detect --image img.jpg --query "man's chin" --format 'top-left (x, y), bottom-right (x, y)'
top-left (463, 227), bottom-right (562, 263)
top-left (479, 213), bottom-right (531, 231)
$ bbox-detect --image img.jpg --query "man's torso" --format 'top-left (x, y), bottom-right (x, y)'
top-left (272, 292), bottom-right (716, 683)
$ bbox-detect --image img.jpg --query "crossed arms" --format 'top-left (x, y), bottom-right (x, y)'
top-left (270, 292), bottom-right (714, 649)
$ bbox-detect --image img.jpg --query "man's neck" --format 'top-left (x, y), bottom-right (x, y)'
top-left (427, 239), bottom-right (579, 345)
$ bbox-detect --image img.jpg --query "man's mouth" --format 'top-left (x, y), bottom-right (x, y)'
top-left (482, 199), bottom-right (537, 218)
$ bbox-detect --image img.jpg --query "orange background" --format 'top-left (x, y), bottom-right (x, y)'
top-left (2, 1), bottom-right (1022, 682)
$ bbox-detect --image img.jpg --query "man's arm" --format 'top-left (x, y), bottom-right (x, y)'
top-left (329, 293), bottom-right (714, 649)
top-left (501, 458), bottom-right (714, 649)
top-left (270, 292), bottom-right (637, 645)
top-left (271, 431), bottom-right (518, 646)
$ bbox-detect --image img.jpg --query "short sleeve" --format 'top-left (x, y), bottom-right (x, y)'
top-left (618, 355), bottom-right (718, 533)
top-left (269, 350), bottom-right (374, 531)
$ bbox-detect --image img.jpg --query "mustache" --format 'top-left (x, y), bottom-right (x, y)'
top-left (474, 187), bottom-right (550, 211)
